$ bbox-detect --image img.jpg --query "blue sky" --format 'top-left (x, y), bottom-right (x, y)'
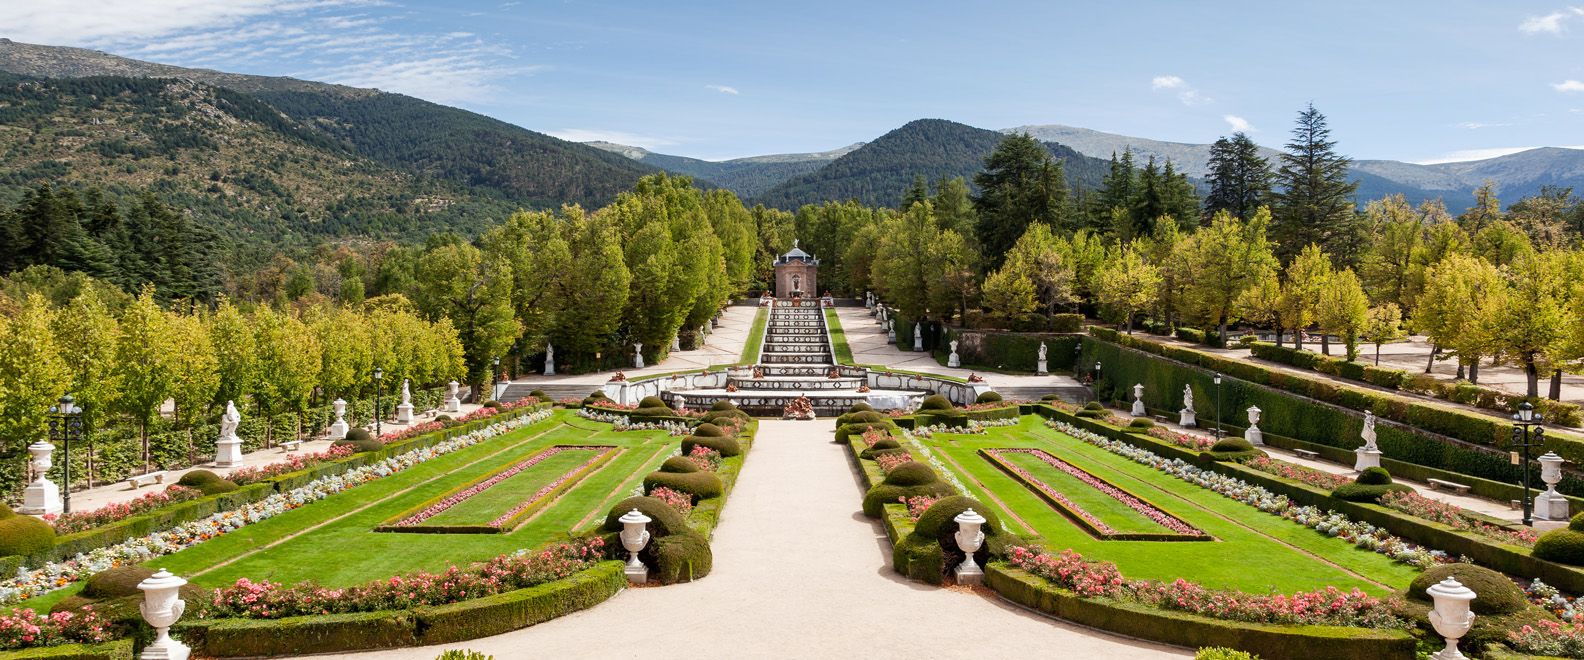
top-left (4, 1), bottom-right (1582, 162)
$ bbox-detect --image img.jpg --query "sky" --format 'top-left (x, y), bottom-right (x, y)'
top-left (2, 0), bottom-right (1582, 163)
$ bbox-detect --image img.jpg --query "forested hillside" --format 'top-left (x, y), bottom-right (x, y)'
top-left (755, 119), bottom-right (1112, 209)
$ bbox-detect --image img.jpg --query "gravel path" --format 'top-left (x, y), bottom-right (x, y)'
top-left (335, 420), bottom-right (1188, 659)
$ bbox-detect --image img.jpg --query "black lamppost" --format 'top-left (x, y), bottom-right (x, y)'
top-left (47, 394), bottom-right (83, 514)
top-left (1213, 373), bottom-right (1224, 439)
top-left (373, 367), bottom-right (384, 438)
top-left (492, 356), bottom-right (502, 401)
top-left (1512, 402), bottom-right (1547, 526)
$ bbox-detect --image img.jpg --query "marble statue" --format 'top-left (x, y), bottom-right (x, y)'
top-left (1354, 410), bottom-right (1382, 471)
top-left (215, 401), bottom-right (244, 468)
top-left (1037, 342), bottom-right (1049, 375)
top-left (1178, 385), bottom-right (1197, 428)
top-left (544, 343), bottom-right (555, 376)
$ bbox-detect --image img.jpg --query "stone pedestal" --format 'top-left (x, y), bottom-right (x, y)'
top-left (329, 398), bottom-right (349, 440)
top-left (396, 403), bottom-right (414, 424)
top-left (671, 336), bottom-right (681, 352)
top-left (215, 436), bottom-right (243, 468)
top-left (947, 340), bottom-right (960, 368)
top-left (1537, 490), bottom-right (1571, 521)
top-left (20, 441), bottom-right (63, 516)
top-left (445, 380), bottom-right (463, 413)
top-left (1036, 358), bottom-right (1048, 375)
top-left (886, 323), bottom-right (896, 344)
top-left (634, 343), bottom-right (645, 369)
top-left (1354, 448), bottom-right (1382, 472)
top-left (1245, 425), bottom-right (1263, 446)
top-left (1179, 409), bottom-right (1196, 427)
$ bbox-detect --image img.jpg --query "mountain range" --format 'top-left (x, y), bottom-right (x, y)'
top-left (0, 38), bottom-right (1580, 247)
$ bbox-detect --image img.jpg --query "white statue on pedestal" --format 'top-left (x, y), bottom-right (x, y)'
top-left (634, 343), bottom-right (645, 369)
top-left (1245, 405), bottom-right (1264, 445)
top-left (215, 401), bottom-right (243, 468)
top-left (913, 322), bottom-right (924, 352)
top-left (947, 340), bottom-right (961, 368)
top-left (1355, 410), bottom-right (1382, 471)
top-left (1037, 342), bottom-right (1049, 375)
top-left (544, 343), bottom-right (555, 376)
top-left (328, 398), bottom-right (349, 440)
top-left (672, 336), bottom-right (681, 351)
top-left (1178, 385), bottom-right (1197, 427)
top-left (21, 441), bottom-right (62, 515)
top-left (395, 378), bottom-right (414, 423)
top-left (1131, 383), bottom-right (1146, 416)
top-left (445, 380), bottom-right (462, 413)
top-left (886, 320), bottom-right (896, 344)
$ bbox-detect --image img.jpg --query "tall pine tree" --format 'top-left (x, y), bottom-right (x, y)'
top-left (1203, 132), bottom-right (1272, 221)
top-left (972, 133), bottom-right (1068, 270)
top-left (1272, 104), bottom-right (1360, 263)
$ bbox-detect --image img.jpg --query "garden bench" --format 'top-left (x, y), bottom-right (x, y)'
top-left (1426, 478), bottom-right (1472, 494)
top-left (126, 471), bottom-right (167, 489)
top-left (280, 440), bottom-right (302, 452)
top-left (1152, 415), bottom-right (1171, 424)
top-left (1291, 448), bottom-right (1320, 460)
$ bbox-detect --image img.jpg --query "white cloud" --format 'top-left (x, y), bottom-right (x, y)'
top-left (546, 129), bottom-right (678, 150)
top-left (1554, 79), bottom-right (1584, 92)
top-left (705, 84), bottom-right (740, 95)
top-left (1520, 6), bottom-right (1584, 34)
top-left (1457, 121), bottom-right (1512, 129)
top-left (1415, 145), bottom-right (1584, 165)
top-left (1223, 115), bottom-right (1254, 132)
top-left (1150, 74), bottom-right (1211, 105)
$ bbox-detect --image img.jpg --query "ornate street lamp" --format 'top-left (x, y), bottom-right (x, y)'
top-left (373, 367), bottom-right (384, 438)
top-left (1512, 402), bottom-right (1547, 526)
top-left (47, 394), bottom-right (83, 514)
top-left (492, 356), bottom-right (502, 401)
top-left (1213, 373), bottom-right (1224, 439)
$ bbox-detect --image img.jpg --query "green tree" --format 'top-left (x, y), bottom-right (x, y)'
top-left (1362, 303), bottom-right (1404, 365)
top-left (1471, 220), bottom-right (1533, 268)
top-left (1458, 182), bottom-right (1503, 233)
top-left (980, 265), bottom-right (1039, 328)
top-left (113, 288), bottom-right (174, 473)
top-left (1495, 251), bottom-right (1569, 396)
top-left (1272, 103), bottom-right (1361, 262)
top-left (1235, 270), bottom-right (1284, 341)
top-left (1003, 224), bottom-right (1075, 316)
top-left (253, 306), bottom-right (322, 442)
top-left (209, 298), bottom-right (257, 409)
top-left (550, 209), bottom-right (629, 361)
top-left (481, 209), bottom-right (572, 358)
top-left (1204, 132), bottom-right (1272, 221)
top-left (931, 177), bottom-right (978, 239)
top-left (1280, 244), bottom-right (1333, 352)
top-left (1183, 208), bottom-right (1279, 341)
top-left (973, 133), bottom-right (1069, 269)
top-left (1094, 242), bottom-right (1162, 333)
top-left (312, 307), bottom-right (373, 400)
top-left (165, 309), bottom-right (218, 428)
top-left (415, 242), bottom-right (520, 391)
top-left (51, 287), bottom-right (119, 486)
top-left (0, 294), bottom-right (68, 494)
top-left (1315, 268), bottom-right (1369, 360)
top-left (1416, 253), bottom-right (1505, 381)
top-left (1090, 150), bottom-right (1136, 231)
top-left (1358, 195), bottom-right (1421, 311)
top-left (873, 203), bottom-right (941, 321)
top-left (928, 229), bottom-right (978, 321)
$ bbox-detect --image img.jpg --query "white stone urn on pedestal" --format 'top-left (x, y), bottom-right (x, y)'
top-left (445, 380), bottom-right (463, 413)
top-left (137, 568), bottom-right (191, 660)
top-left (214, 401), bottom-right (244, 468)
top-left (20, 441), bottom-right (61, 516)
top-left (1244, 405), bottom-right (1264, 446)
top-left (1426, 577), bottom-right (1476, 660)
top-left (953, 508), bottom-right (987, 585)
top-left (328, 399), bottom-right (349, 440)
top-left (395, 378), bottom-right (415, 424)
top-left (947, 340), bottom-right (960, 368)
top-left (618, 509), bottom-right (652, 584)
top-left (1131, 383), bottom-right (1146, 417)
top-left (1537, 452), bottom-right (1570, 521)
top-left (633, 343), bottom-right (645, 369)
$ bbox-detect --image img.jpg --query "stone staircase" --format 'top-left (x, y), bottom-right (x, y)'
top-left (760, 303), bottom-right (832, 365)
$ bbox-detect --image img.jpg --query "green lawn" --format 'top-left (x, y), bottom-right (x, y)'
top-left (739, 307), bottom-right (767, 364)
top-left (824, 308), bottom-right (855, 364)
top-left (25, 411), bottom-right (676, 598)
top-left (920, 416), bottom-right (1421, 595)
top-left (416, 446), bottom-right (612, 527)
top-left (992, 450), bottom-right (1186, 536)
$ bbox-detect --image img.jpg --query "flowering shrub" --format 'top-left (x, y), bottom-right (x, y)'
top-left (875, 452), bottom-right (914, 474)
top-left (379, 421), bottom-right (443, 444)
top-left (1379, 490), bottom-right (1538, 547)
top-left (556, 397), bottom-right (581, 405)
top-left (1146, 426), bottom-right (1216, 451)
top-left (228, 445), bottom-right (359, 486)
top-left (1048, 419), bottom-right (1448, 568)
top-left (203, 537), bottom-right (605, 619)
top-left (1242, 456), bottom-right (1350, 490)
top-left (1008, 546), bottom-right (1405, 628)
top-left (685, 445), bottom-right (722, 472)
top-left (1528, 580), bottom-right (1584, 622)
top-left (986, 448), bottom-right (1204, 537)
top-left (42, 486), bottom-right (203, 535)
top-left (859, 428), bottom-right (888, 448)
top-left (900, 495), bottom-right (938, 521)
top-left (1509, 620), bottom-right (1584, 658)
top-left (0, 408), bottom-right (554, 605)
top-left (0, 607), bottom-right (111, 650)
top-left (650, 486), bottom-right (693, 515)
top-left (577, 409), bottom-right (690, 435)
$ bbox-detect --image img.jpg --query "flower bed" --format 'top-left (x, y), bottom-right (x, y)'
top-left (41, 487), bottom-right (203, 536)
top-left (576, 409), bottom-right (690, 435)
top-left (1508, 619), bottom-right (1584, 658)
top-left (200, 537), bottom-right (605, 619)
top-left (1048, 419), bottom-right (1448, 568)
top-left (875, 452), bottom-right (914, 474)
top-left (685, 446), bottom-right (722, 472)
top-left (0, 408), bottom-right (554, 605)
top-left (1145, 426), bottom-right (1216, 451)
top-left (900, 495), bottom-right (938, 522)
top-left (1242, 456), bottom-right (1351, 491)
top-left (982, 448), bottom-right (1207, 540)
top-left (380, 445), bottom-right (616, 531)
top-left (0, 607), bottom-right (111, 651)
top-left (650, 487), bottom-right (692, 515)
top-left (1377, 490), bottom-right (1538, 548)
top-left (489, 449), bottom-right (616, 531)
top-left (228, 445), bottom-right (359, 486)
top-left (909, 418), bottom-right (1017, 438)
top-left (1007, 546), bottom-right (1405, 628)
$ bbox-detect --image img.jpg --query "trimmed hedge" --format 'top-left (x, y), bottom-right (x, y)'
top-left (986, 566), bottom-right (1415, 660)
top-left (0, 515), bottom-right (56, 557)
top-left (184, 610), bottom-right (418, 657)
top-left (660, 456), bottom-right (700, 473)
top-left (1407, 563), bottom-right (1526, 615)
top-left (413, 562), bottom-right (625, 644)
top-left (0, 640), bottom-right (134, 660)
top-left (933, 329), bottom-right (1083, 372)
top-left (643, 471), bottom-right (724, 501)
top-left (681, 435), bottom-right (741, 458)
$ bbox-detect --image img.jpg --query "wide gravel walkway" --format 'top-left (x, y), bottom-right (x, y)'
top-left (338, 420), bottom-right (1188, 659)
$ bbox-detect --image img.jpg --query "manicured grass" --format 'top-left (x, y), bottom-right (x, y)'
top-left (416, 447), bottom-right (610, 527)
top-left (993, 450), bottom-right (1182, 535)
top-left (739, 307), bottom-right (767, 364)
top-left (98, 411), bottom-right (675, 589)
top-left (824, 308), bottom-right (854, 364)
top-left (921, 416), bottom-right (1421, 595)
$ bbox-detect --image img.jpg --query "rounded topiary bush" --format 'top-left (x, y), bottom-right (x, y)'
top-left (1407, 564), bottom-right (1525, 615)
top-left (859, 438), bottom-right (902, 459)
top-left (884, 462), bottom-right (939, 487)
top-left (583, 391), bottom-right (611, 406)
top-left (643, 470), bottom-right (724, 501)
top-left (710, 400), bottom-right (739, 412)
top-left (638, 396), bottom-right (669, 410)
top-left (1357, 467), bottom-right (1393, 485)
top-left (529, 389), bottom-right (548, 400)
top-left (975, 391), bottom-right (1003, 404)
top-left (1534, 529), bottom-right (1584, 566)
top-left (912, 495), bottom-right (1002, 538)
top-left (660, 457), bottom-right (700, 473)
top-left (836, 410), bottom-right (890, 426)
top-left (682, 435), bottom-right (741, 458)
top-left (692, 423), bottom-right (726, 438)
top-left (1040, 393), bottom-right (1062, 401)
top-left (1194, 649), bottom-right (1258, 660)
top-left (701, 410), bottom-right (750, 426)
top-left (835, 422), bottom-right (894, 444)
top-left (846, 402), bottom-right (874, 414)
top-left (434, 415), bottom-right (453, 423)
top-left (177, 469), bottom-right (240, 494)
top-left (0, 501), bottom-right (14, 519)
top-left (600, 496), bottom-right (711, 584)
top-left (333, 429), bottom-right (384, 453)
top-left (82, 566), bottom-right (156, 599)
top-left (894, 496), bottom-right (1017, 584)
top-left (633, 407), bottom-right (675, 417)
top-left (480, 400), bottom-right (501, 409)
top-left (862, 462), bottom-right (955, 517)
top-left (1083, 400), bottom-right (1105, 411)
top-left (1201, 437), bottom-right (1264, 462)
top-left (1128, 418), bottom-right (1155, 429)
top-left (919, 394), bottom-right (954, 411)
top-left (602, 496), bottom-right (692, 538)
top-left (652, 532), bottom-right (712, 584)
top-left (1568, 511), bottom-right (1584, 532)
top-left (48, 595), bottom-right (96, 615)
top-left (0, 515), bottom-right (56, 557)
